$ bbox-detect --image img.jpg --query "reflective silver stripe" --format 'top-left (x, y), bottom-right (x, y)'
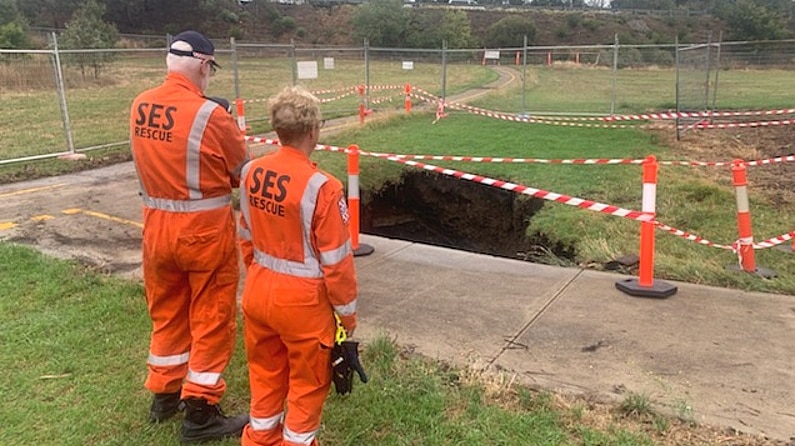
top-left (348, 174), bottom-right (359, 200)
top-left (333, 299), bottom-right (357, 316)
top-left (238, 226), bottom-right (251, 242)
top-left (142, 194), bottom-right (231, 212)
top-left (186, 369), bottom-right (221, 386)
top-left (319, 240), bottom-right (352, 266)
top-left (283, 425), bottom-right (318, 445)
top-left (299, 172), bottom-right (329, 270)
top-left (253, 248), bottom-right (322, 278)
top-left (239, 161), bottom-right (254, 239)
top-left (250, 412), bottom-right (283, 431)
top-left (186, 100), bottom-right (218, 200)
top-left (147, 352), bottom-right (189, 367)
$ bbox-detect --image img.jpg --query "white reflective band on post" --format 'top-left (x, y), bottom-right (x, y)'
top-left (735, 185), bottom-right (749, 213)
top-left (250, 412), bottom-right (283, 431)
top-left (333, 298), bottom-right (357, 316)
top-left (148, 351), bottom-right (190, 366)
top-left (186, 369), bottom-right (221, 386)
top-left (348, 175), bottom-right (360, 200)
top-left (739, 236), bottom-right (754, 244)
top-left (641, 183), bottom-right (656, 213)
top-left (253, 249), bottom-right (323, 278)
top-left (319, 240), bottom-right (352, 266)
top-left (283, 426), bottom-right (318, 445)
top-left (142, 194), bottom-right (231, 212)
top-left (186, 101), bottom-right (218, 200)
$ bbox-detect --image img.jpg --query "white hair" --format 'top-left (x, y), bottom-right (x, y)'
top-left (166, 40), bottom-right (202, 73)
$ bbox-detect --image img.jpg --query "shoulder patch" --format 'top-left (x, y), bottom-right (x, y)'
top-left (337, 196), bottom-right (350, 225)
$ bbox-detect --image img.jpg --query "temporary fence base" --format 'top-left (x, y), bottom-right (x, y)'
top-left (725, 264), bottom-right (776, 278)
top-left (353, 243), bottom-right (375, 257)
top-left (615, 277), bottom-right (678, 298)
top-left (58, 153), bottom-right (87, 161)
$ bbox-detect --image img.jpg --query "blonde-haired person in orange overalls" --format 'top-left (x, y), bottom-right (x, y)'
top-left (238, 86), bottom-right (359, 446)
top-left (130, 30), bottom-right (249, 443)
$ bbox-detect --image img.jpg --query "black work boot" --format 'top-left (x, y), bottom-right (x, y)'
top-left (149, 390), bottom-right (183, 423)
top-left (180, 397), bottom-right (249, 443)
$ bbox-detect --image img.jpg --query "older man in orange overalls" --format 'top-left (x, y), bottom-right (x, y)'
top-left (130, 30), bottom-right (249, 443)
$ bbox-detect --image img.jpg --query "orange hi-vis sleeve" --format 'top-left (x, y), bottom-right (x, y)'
top-left (131, 72), bottom-right (248, 210)
top-left (239, 146), bottom-right (358, 330)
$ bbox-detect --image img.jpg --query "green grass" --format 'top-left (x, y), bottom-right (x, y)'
top-left (0, 242), bottom-right (665, 446)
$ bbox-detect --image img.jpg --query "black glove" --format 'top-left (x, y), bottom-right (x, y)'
top-left (331, 340), bottom-right (368, 395)
top-left (206, 96), bottom-right (232, 114)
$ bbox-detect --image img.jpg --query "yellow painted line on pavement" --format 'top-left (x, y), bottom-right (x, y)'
top-left (75, 209), bottom-right (143, 229)
top-left (0, 183), bottom-right (66, 198)
top-left (62, 208), bottom-right (81, 215)
top-left (31, 215), bottom-right (54, 221)
top-left (0, 221), bottom-right (17, 231)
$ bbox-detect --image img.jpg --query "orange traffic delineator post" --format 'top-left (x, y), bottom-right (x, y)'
top-left (357, 85), bottom-right (366, 124)
top-left (347, 144), bottom-right (374, 257)
top-left (546, 52), bottom-right (552, 66)
top-left (515, 51), bottom-right (520, 66)
top-left (726, 159), bottom-right (775, 277)
top-left (235, 98), bottom-right (247, 134)
top-left (404, 83), bottom-right (412, 114)
top-left (616, 155), bottom-right (677, 298)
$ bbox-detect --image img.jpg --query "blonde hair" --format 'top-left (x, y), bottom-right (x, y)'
top-left (268, 86), bottom-right (322, 143)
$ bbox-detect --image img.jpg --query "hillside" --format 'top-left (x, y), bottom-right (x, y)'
top-left (236, 4), bottom-right (726, 46)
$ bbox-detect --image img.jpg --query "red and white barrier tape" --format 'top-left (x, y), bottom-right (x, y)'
top-left (245, 135), bottom-right (794, 251)
top-left (310, 86), bottom-right (357, 95)
top-left (360, 150), bottom-right (795, 168)
top-left (319, 91), bottom-right (356, 103)
top-left (682, 118), bottom-right (795, 130)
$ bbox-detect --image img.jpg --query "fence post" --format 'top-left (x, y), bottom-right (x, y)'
top-left (290, 38), bottom-right (297, 86)
top-left (611, 33), bottom-right (618, 116)
top-left (521, 34), bottom-right (528, 116)
top-left (231, 37), bottom-right (247, 134)
top-left (347, 144), bottom-right (374, 257)
top-left (615, 155), bottom-right (677, 298)
top-left (50, 32), bottom-right (83, 160)
top-left (727, 159), bottom-right (775, 277)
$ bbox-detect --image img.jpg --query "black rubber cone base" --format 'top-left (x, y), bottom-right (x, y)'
top-left (726, 264), bottom-right (776, 279)
top-left (353, 243), bottom-right (375, 257)
top-left (615, 278), bottom-right (678, 298)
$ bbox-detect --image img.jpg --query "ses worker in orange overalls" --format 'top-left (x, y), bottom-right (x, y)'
top-left (129, 30), bottom-right (249, 443)
top-left (238, 86), bottom-right (359, 446)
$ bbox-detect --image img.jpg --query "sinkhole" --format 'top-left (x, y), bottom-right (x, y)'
top-left (360, 170), bottom-right (577, 264)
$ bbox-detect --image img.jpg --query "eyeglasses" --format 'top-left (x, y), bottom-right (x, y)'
top-left (319, 119), bottom-right (327, 128)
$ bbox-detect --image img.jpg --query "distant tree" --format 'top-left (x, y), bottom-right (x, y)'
top-left (0, 0), bottom-right (32, 50)
top-left (440, 10), bottom-right (477, 49)
top-left (722, 0), bottom-right (789, 40)
top-left (17, 0), bottom-right (82, 29)
top-left (60, 0), bottom-right (119, 79)
top-left (484, 15), bottom-right (536, 48)
top-left (351, 0), bottom-right (408, 47)
top-left (405, 9), bottom-right (443, 48)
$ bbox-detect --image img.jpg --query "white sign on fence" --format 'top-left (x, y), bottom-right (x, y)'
top-left (402, 60), bottom-right (414, 70)
top-left (484, 50), bottom-right (500, 60)
top-left (323, 57), bottom-right (335, 70)
top-left (297, 61), bottom-right (319, 79)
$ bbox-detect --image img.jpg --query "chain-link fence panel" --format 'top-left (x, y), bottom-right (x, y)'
top-left (713, 40), bottom-right (795, 110)
top-left (0, 50), bottom-right (67, 163)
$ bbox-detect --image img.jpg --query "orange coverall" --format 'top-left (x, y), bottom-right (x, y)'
top-left (130, 72), bottom-right (248, 404)
top-left (238, 146), bottom-right (358, 446)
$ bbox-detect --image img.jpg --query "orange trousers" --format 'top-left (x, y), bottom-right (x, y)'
top-left (241, 266), bottom-right (335, 446)
top-left (143, 207), bottom-right (239, 404)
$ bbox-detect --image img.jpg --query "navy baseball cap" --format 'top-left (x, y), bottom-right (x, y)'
top-left (169, 30), bottom-right (221, 69)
